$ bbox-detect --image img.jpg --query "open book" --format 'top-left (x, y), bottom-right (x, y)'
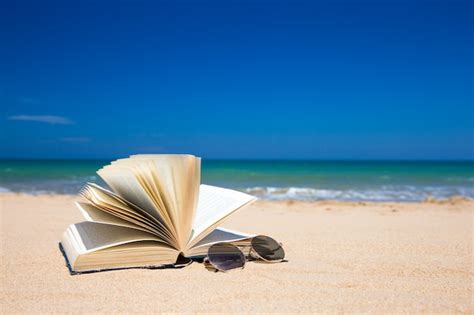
top-left (60, 154), bottom-right (257, 274)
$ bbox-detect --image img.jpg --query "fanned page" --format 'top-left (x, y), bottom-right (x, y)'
top-left (76, 201), bottom-right (158, 234)
top-left (98, 155), bottom-right (200, 251)
top-left (81, 183), bottom-right (176, 246)
top-left (187, 184), bottom-right (257, 249)
top-left (184, 227), bottom-right (254, 257)
top-left (97, 166), bottom-right (167, 226)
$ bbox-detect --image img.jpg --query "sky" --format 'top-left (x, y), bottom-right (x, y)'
top-left (1, 0), bottom-right (473, 160)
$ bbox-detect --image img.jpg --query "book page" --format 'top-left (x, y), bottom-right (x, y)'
top-left (99, 155), bottom-right (201, 252)
top-left (146, 155), bottom-right (200, 251)
top-left (61, 222), bottom-right (178, 273)
top-left (82, 183), bottom-right (176, 246)
top-left (75, 241), bottom-right (179, 272)
top-left (185, 227), bottom-right (254, 257)
top-left (127, 155), bottom-right (200, 251)
top-left (97, 167), bottom-right (166, 224)
top-left (187, 185), bottom-right (257, 249)
top-left (62, 222), bottom-right (167, 255)
top-left (76, 202), bottom-right (159, 235)
top-left (107, 158), bottom-right (176, 235)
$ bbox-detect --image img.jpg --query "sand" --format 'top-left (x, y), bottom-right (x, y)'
top-left (0, 193), bottom-right (472, 313)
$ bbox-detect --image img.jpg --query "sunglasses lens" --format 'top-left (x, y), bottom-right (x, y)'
top-left (208, 243), bottom-right (245, 271)
top-left (251, 235), bottom-right (285, 261)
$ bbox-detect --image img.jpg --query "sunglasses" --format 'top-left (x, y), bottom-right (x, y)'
top-left (203, 235), bottom-right (285, 272)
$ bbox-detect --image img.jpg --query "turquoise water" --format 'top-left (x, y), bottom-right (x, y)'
top-left (0, 159), bottom-right (473, 201)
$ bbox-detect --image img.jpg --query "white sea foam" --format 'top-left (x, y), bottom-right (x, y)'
top-left (0, 186), bottom-right (11, 193)
top-left (243, 185), bottom-right (474, 202)
top-left (1, 178), bottom-right (473, 201)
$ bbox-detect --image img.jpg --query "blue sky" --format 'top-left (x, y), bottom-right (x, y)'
top-left (1, 0), bottom-right (472, 159)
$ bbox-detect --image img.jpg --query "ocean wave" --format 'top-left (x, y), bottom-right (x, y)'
top-left (1, 179), bottom-right (473, 202)
top-left (0, 186), bottom-right (11, 193)
top-left (243, 186), bottom-right (474, 202)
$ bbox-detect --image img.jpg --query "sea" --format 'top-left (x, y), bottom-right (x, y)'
top-left (0, 159), bottom-right (473, 202)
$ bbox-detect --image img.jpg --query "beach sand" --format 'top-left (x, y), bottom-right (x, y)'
top-left (1, 193), bottom-right (472, 313)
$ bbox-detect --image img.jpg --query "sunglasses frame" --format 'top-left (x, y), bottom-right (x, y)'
top-left (248, 235), bottom-right (285, 263)
top-left (203, 235), bottom-right (285, 272)
top-left (203, 243), bottom-right (246, 273)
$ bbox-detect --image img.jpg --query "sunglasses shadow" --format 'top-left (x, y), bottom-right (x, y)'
top-left (248, 259), bottom-right (289, 264)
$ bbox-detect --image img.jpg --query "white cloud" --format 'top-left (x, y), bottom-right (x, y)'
top-left (8, 115), bottom-right (74, 125)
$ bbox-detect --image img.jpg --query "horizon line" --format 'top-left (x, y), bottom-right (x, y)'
top-left (0, 157), bottom-right (473, 162)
